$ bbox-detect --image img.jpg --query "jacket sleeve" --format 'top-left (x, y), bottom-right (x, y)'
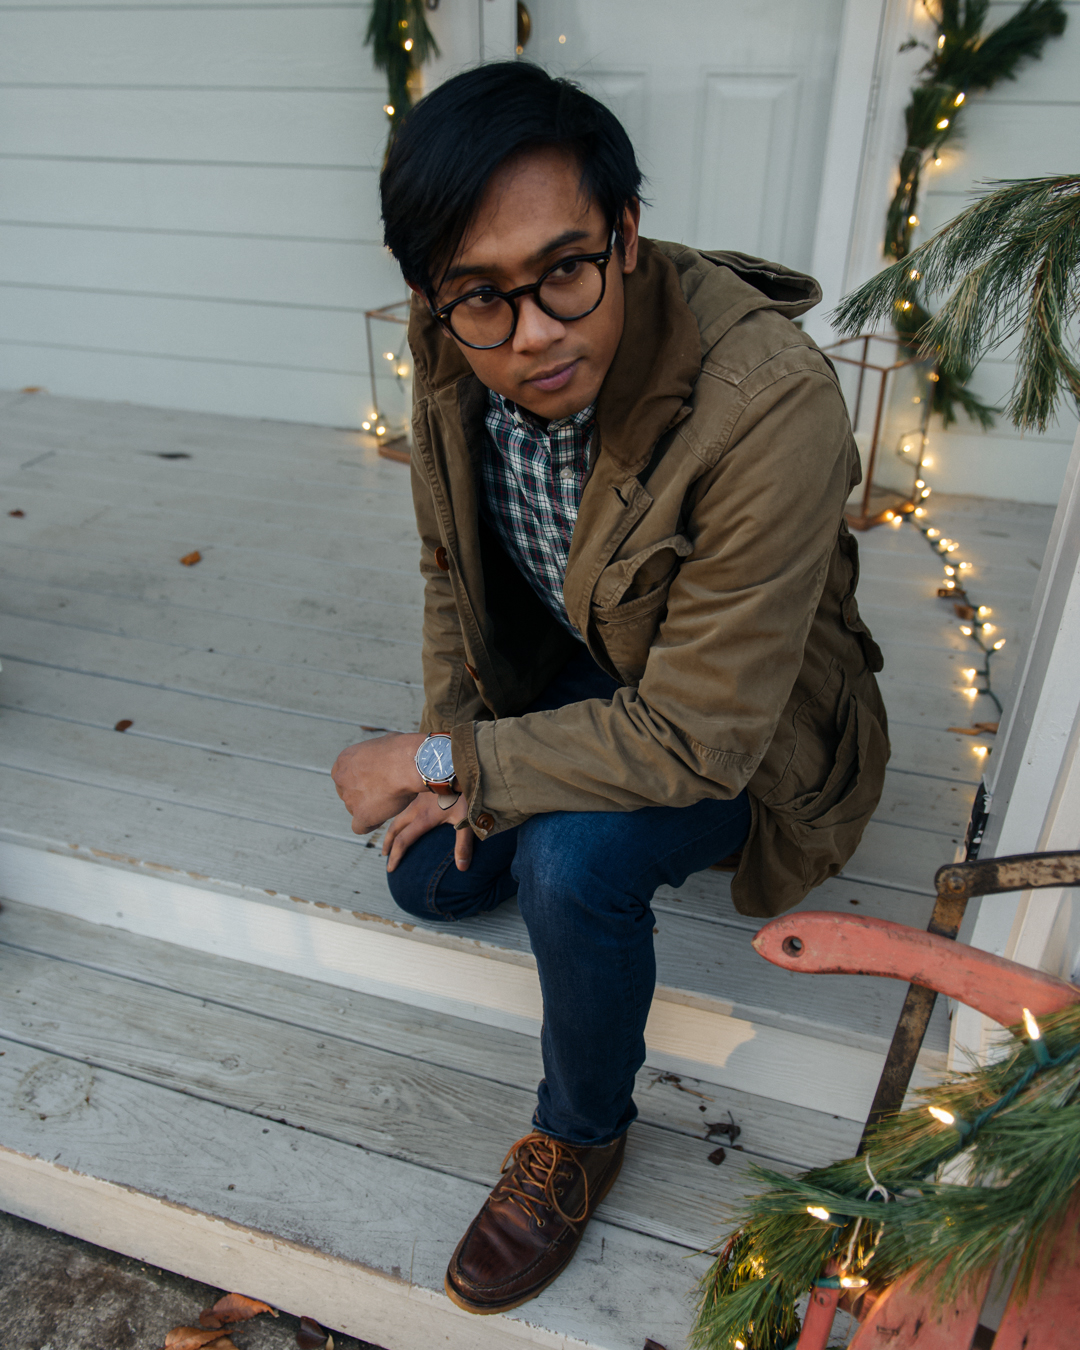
top-left (451, 366), bottom-right (853, 831)
top-left (410, 452), bottom-right (490, 735)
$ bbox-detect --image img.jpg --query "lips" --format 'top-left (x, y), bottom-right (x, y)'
top-left (526, 358), bottom-right (579, 393)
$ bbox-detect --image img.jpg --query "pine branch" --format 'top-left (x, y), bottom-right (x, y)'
top-left (835, 175), bottom-right (1080, 433)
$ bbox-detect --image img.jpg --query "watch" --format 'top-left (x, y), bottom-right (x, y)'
top-left (414, 733), bottom-right (459, 808)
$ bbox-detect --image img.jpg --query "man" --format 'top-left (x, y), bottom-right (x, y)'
top-left (332, 62), bottom-right (888, 1316)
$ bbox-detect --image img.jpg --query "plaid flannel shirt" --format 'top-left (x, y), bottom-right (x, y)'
top-left (479, 389), bottom-right (595, 635)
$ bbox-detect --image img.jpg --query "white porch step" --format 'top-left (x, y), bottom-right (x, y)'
top-left (0, 899), bottom-right (857, 1350)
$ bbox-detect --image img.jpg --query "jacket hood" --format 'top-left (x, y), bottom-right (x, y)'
top-left (407, 238), bottom-right (822, 472)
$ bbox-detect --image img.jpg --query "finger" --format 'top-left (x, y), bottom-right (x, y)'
top-left (454, 825), bottom-right (475, 872)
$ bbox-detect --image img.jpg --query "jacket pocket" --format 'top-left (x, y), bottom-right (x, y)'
top-left (589, 535), bottom-right (692, 684)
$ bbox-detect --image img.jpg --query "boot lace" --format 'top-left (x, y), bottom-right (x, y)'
top-left (499, 1131), bottom-right (590, 1228)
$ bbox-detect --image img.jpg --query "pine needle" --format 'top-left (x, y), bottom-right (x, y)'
top-left (834, 175), bottom-right (1080, 433)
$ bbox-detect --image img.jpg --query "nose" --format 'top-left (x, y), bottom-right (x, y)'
top-left (511, 293), bottom-right (567, 353)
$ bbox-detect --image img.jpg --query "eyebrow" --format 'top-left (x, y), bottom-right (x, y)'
top-left (440, 228), bottom-right (594, 286)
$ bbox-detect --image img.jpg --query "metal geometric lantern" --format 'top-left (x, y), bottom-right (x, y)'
top-left (822, 333), bottom-right (936, 531)
top-left (363, 298), bottom-right (413, 464)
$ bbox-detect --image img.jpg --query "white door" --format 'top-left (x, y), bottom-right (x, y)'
top-left (519, 0), bottom-right (847, 272)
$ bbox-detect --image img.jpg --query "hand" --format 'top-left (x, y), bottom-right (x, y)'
top-left (331, 732), bottom-right (426, 835)
top-left (382, 791), bottom-right (475, 873)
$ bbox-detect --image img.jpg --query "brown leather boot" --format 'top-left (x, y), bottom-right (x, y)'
top-left (445, 1128), bottom-right (627, 1315)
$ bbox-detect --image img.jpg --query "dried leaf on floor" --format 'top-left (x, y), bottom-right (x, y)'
top-left (114, 719), bottom-right (134, 732)
top-left (198, 1311), bottom-right (224, 1329)
top-left (643, 1339), bottom-right (669, 1349)
top-left (206, 1340), bottom-right (238, 1350)
top-left (707, 1146), bottom-right (727, 1165)
top-left (8, 509), bottom-right (25, 517)
top-left (163, 1327), bottom-right (229, 1349)
top-left (210, 1292), bottom-right (278, 1322)
top-left (180, 550), bottom-right (202, 566)
top-left (297, 1315), bottom-right (333, 1348)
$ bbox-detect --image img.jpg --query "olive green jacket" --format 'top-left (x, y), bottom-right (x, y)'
top-left (406, 237), bottom-right (889, 917)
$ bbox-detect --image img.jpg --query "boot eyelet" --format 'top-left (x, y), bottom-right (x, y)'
top-left (536, 1218), bottom-right (545, 1228)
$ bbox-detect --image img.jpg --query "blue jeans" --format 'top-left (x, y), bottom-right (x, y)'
top-left (386, 645), bottom-right (751, 1147)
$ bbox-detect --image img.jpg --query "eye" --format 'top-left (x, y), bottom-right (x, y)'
top-left (459, 287), bottom-right (502, 310)
top-left (546, 258), bottom-right (584, 284)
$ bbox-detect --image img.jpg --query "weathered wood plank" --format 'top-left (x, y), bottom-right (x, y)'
top-left (0, 1039), bottom-right (709, 1350)
top-left (0, 898), bottom-right (863, 1170)
top-left (0, 943), bottom-right (774, 1251)
top-left (0, 743), bottom-right (946, 1063)
top-left (2, 832), bottom-right (941, 1120)
top-left (0, 615), bottom-right (426, 730)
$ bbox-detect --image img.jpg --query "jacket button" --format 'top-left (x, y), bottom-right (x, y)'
top-left (464, 662), bottom-right (478, 680)
top-left (475, 813), bottom-right (495, 832)
top-left (434, 546), bottom-right (450, 571)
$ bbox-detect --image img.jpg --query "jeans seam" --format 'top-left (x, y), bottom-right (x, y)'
top-left (423, 844), bottom-right (460, 918)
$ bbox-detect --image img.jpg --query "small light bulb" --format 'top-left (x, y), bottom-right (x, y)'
top-left (403, 37), bottom-right (413, 50)
top-left (937, 33), bottom-right (946, 48)
top-left (944, 579), bottom-right (956, 589)
top-left (921, 488), bottom-right (932, 499)
top-left (937, 118), bottom-right (950, 130)
top-left (929, 1105), bottom-right (955, 1125)
top-left (960, 625), bottom-right (973, 636)
top-left (978, 606), bottom-right (991, 617)
top-left (383, 104), bottom-right (395, 116)
top-left (954, 92), bottom-right (965, 106)
top-left (396, 364), bottom-right (410, 377)
top-left (908, 214), bottom-right (919, 226)
top-left (384, 351), bottom-right (395, 361)
top-left (913, 395), bottom-right (922, 404)
top-left (964, 687), bottom-right (978, 699)
top-left (901, 300), bottom-right (913, 310)
top-left (914, 507), bottom-right (926, 517)
top-left (903, 443), bottom-right (913, 453)
top-left (982, 623), bottom-right (995, 635)
top-left (963, 669), bottom-right (976, 681)
top-left (558, 33), bottom-right (566, 42)
top-left (1022, 1008), bottom-right (1042, 1041)
top-left (927, 529), bottom-right (940, 539)
top-left (923, 455), bottom-right (934, 467)
top-left (361, 420), bottom-right (371, 431)
top-left (916, 479), bottom-right (925, 489)
top-left (993, 638), bottom-right (1006, 650)
top-left (807, 1206), bottom-right (832, 1222)
top-left (884, 510), bottom-right (894, 520)
top-left (910, 270), bottom-right (920, 280)
top-left (376, 424), bottom-right (386, 435)
top-left (840, 1276), bottom-right (870, 1290)
top-left (735, 1342), bottom-right (746, 1350)
top-left (891, 514), bottom-right (903, 527)
top-left (944, 565), bottom-right (956, 576)
top-left (974, 744), bottom-right (989, 757)
top-left (946, 542), bottom-right (958, 551)
top-left (934, 156), bottom-right (943, 166)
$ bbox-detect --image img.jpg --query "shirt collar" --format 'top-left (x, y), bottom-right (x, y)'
top-left (489, 389), bottom-right (595, 435)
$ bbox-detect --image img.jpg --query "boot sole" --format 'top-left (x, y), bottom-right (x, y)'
top-left (443, 1151), bottom-right (625, 1316)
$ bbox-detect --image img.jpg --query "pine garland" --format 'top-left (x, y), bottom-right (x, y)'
top-left (691, 1004), bottom-right (1080, 1350)
top-left (365, 0), bottom-right (439, 139)
top-left (881, 0), bottom-right (1067, 427)
top-left (835, 175), bottom-right (1080, 434)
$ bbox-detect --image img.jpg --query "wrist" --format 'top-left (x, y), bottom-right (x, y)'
top-left (401, 732), bottom-right (427, 794)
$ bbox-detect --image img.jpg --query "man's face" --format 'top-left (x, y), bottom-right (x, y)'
top-left (426, 146), bottom-right (640, 420)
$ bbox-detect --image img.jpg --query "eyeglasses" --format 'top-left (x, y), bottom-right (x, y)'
top-left (429, 232), bottom-right (617, 350)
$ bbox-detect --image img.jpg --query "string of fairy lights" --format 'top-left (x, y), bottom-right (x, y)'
top-left (880, 484), bottom-right (1006, 765)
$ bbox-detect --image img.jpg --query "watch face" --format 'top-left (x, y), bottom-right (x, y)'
top-left (416, 735), bottom-right (454, 783)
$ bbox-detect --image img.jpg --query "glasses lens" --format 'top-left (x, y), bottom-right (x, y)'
top-left (446, 293), bottom-right (515, 348)
top-left (539, 259), bottom-right (604, 319)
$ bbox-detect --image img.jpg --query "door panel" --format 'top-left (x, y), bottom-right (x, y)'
top-left (524, 0), bottom-right (844, 270)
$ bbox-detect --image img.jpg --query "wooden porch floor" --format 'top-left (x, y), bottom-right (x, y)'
top-left (0, 389), bottom-right (1054, 1349)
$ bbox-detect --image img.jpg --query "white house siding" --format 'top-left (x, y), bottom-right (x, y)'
top-left (0, 0), bottom-right (404, 426)
top-left (874, 0), bottom-right (1079, 506)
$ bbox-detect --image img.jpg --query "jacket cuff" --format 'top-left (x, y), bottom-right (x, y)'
top-left (450, 721), bottom-right (524, 838)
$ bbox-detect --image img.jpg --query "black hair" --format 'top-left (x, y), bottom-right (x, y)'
top-left (380, 61), bottom-right (643, 294)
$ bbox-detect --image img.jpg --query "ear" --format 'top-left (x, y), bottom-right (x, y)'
top-left (619, 199), bottom-right (642, 275)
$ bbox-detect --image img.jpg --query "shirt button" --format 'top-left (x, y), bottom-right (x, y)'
top-left (558, 466), bottom-right (575, 481)
top-left (475, 813), bottom-right (495, 832)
